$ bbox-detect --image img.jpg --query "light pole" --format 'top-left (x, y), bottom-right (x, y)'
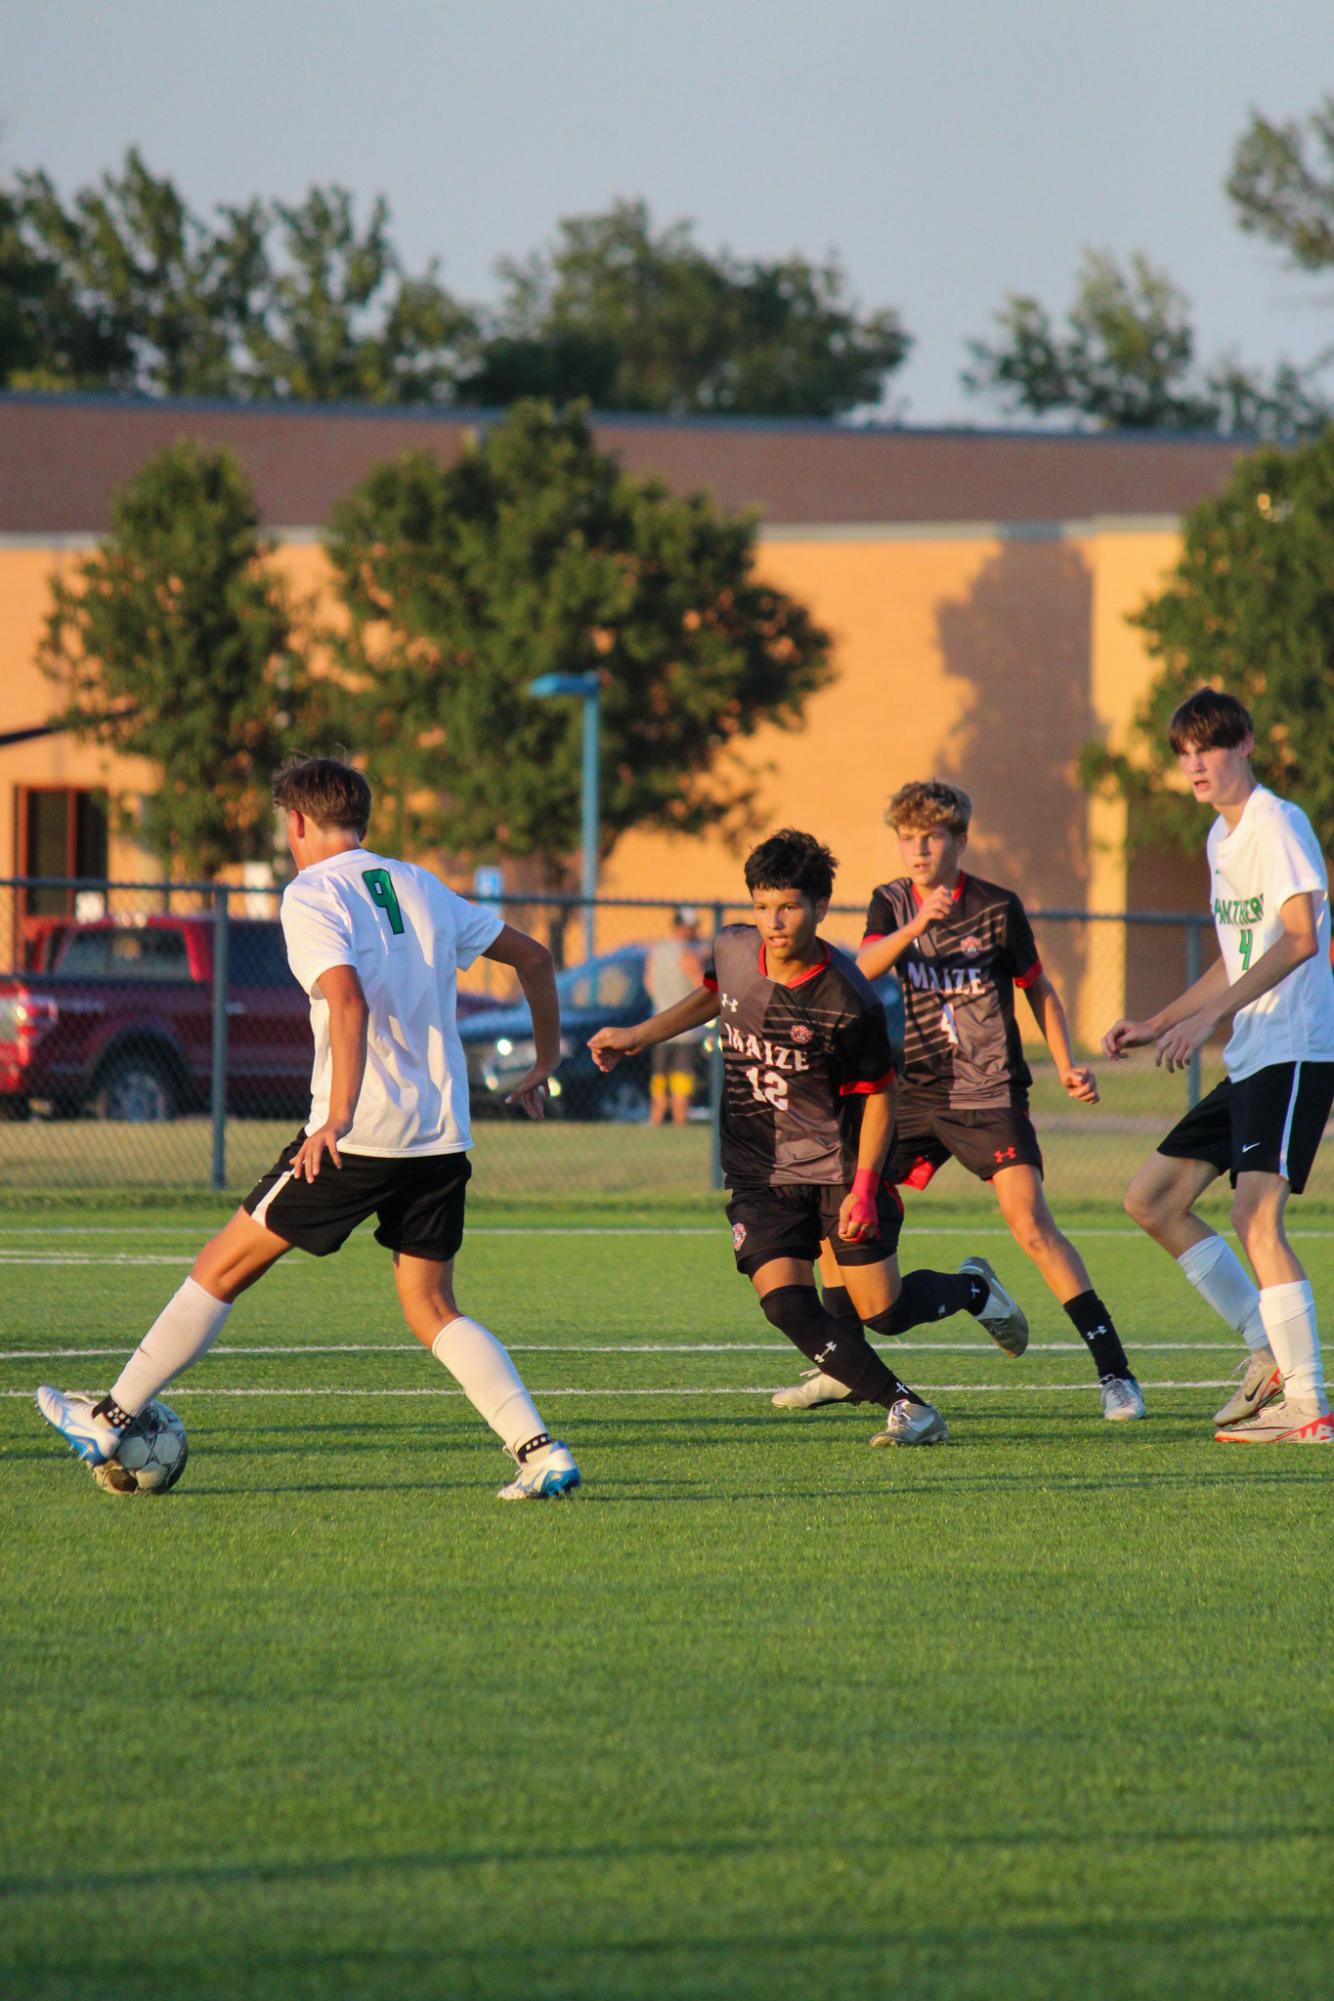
top-left (528, 670), bottom-right (600, 964)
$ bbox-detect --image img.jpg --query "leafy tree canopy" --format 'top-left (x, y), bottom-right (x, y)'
top-left (324, 400), bottom-right (834, 877)
top-left (1080, 428), bottom-right (1334, 853)
top-left (963, 247), bottom-right (1329, 437)
top-left (464, 200), bottom-right (910, 417)
top-left (1227, 93), bottom-right (1334, 272)
top-left (39, 441), bottom-right (325, 877)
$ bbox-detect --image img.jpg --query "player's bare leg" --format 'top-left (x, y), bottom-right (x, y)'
top-left (991, 1164), bottom-right (1143, 1418)
top-left (35, 1208), bottom-right (293, 1465)
top-left (1216, 1172), bottom-right (1330, 1441)
top-left (753, 1254), bottom-right (945, 1442)
top-left (1123, 1152), bottom-right (1279, 1423)
top-left (392, 1252), bottom-right (580, 1494)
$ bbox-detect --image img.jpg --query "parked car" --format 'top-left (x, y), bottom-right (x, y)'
top-left (459, 943), bottom-right (904, 1122)
top-left (0, 914), bottom-right (317, 1121)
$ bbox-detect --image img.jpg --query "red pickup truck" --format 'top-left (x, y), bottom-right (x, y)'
top-left (0, 915), bottom-right (314, 1121)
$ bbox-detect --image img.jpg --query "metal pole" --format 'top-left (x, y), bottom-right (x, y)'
top-left (709, 899), bottom-right (725, 1191)
top-left (581, 685), bottom-right (599, 964)
top-left (1184, 917), bottom-right (1202, 1110)
top-left (210, 884), bottom-right (230, 1192)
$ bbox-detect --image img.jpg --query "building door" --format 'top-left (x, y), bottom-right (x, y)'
top-left (15, 787), bottom-right (109, 967)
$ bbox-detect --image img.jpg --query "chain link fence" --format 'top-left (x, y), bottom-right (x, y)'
top-left (1, 876), bottom-right (1327, 1206)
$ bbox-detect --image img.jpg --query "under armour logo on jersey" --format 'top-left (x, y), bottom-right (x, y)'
top-left (722, 993), bottom-right (739, 1012)
top-left (994, 1145), bottom-right (1017, 1162)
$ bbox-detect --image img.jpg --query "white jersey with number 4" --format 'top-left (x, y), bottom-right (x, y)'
top-left (1207, 786), bottom-right (1334, 1081)
top-left (280, 848), bottom-right (503, 1156)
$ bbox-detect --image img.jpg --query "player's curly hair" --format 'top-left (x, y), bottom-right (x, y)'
top-left (885, 780), bottom-right (971, 836)
top-left (744, 828), bottom-right (837, 903)
top-left (1167, 687), bottom-right (1253, 754)
top-left (272, 755), bottom-right (372, 837)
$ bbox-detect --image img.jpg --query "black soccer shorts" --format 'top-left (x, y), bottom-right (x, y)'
top-left (1156, 1060), bottom-right (1334, 1195)
top-left (244, 1134), bottom-right (471, 1259)
top-left (726, 1177), bottom-right (905, 1278)
top-left (889, 1097), bottom-right (1044, 1188)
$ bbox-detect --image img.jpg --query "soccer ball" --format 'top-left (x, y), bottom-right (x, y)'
top-left (92, 1400), bottom-right (189, 1495)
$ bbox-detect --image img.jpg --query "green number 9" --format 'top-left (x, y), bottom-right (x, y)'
top-left (362, 868), bottom-right (405, 936)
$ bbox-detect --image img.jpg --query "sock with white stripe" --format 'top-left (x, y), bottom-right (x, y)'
top-left (1176, 1235), bottom-right (1268, 1352)
top-left (1258, 1281), bottom-right (1326, 1409)
top-left (431, 1315), bottom-right (546, 1453)
top-left (108, 1277), bottom-right (233, 1418)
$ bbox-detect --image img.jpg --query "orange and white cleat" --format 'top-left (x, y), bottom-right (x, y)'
top-left (1215, 1399), bottom-right (1333, 1445)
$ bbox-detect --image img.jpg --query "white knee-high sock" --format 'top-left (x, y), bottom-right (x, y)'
top-left (1176, 1235), bottom-right (1267, 1351)
top-left (431, 1315), bottom-right (545, 1453)
top-left (110, 1277), bottom-right (233, 1417)
top-left (1259, 1282), bottom-right (1325, 1407)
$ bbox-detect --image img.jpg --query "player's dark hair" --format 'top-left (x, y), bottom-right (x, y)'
top-left (1167, 688), bottom-right (1253, 755)
top-left (744, 828), bottom-right (837, 903)
top-left (885, 779), bottom-right (971, 836)
top-left (272, 755), bottom-right (372, 837)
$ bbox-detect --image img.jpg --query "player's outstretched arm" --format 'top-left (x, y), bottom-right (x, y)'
top-left (482, 924), bottom-right (560, 1119)
top-left (1154, 893), bottom-right (1320, 1073)
top-left (1023, 973), bottom-right (1099, 1104)
top-left (294, 964), bottom-right (369, 1180)
top-left (588, 987), bottom-right (720, 1072)
top-left (1102, 955), bottom-right (1230, 1060)
top-left (857, 888), bottom-right (954, 979)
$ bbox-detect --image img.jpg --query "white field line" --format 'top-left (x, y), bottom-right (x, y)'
top-left (3, 1224), bottom-right (1334, 1245)
top-left (4, 1381), bottom-right (1238, 1399)
top-left (0, 1340), bottom-right (1250, 1360)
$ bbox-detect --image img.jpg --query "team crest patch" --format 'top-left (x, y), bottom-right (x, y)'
top-left (960, 935), bottom-right (983, 955)
top-left (791, 1023), bottom-right (814, 1044)
top-left (732, 1221), bottom-right (748, 1250)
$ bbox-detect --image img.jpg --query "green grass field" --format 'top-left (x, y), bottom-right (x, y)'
top-left (3, 1193), bottom-right (1333, 2000)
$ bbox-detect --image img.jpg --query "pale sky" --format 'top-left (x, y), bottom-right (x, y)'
top-left (3, 0), bottom-right (1330, 424)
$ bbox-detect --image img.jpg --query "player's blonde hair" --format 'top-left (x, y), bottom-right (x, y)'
top-left (885, 780), bottom-right (972, 837)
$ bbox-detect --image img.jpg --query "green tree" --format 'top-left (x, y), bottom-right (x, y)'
top-left (40, 442), bottom-right (321, 877)
top-left (1227, 93), bottom-right (1334, 271)
top-left (9, 150), bottom-right (267, 396)
top-left (243, 187), bottom-right (476, 403)
top-left (325, 400), bottom-right (834, 881)
top-left (964, 248), bottom-right (1329, 438)
top-left (463, 199), bottom-right (909, 417)
top-left (1080, 429), bottom-right (1334, 853)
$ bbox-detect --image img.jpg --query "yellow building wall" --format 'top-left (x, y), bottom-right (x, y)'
top-left (0, 521), bottom-right (1188, 1033)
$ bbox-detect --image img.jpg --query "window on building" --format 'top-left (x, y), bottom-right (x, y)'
top-left (20, 789), bottom-right (110, 915)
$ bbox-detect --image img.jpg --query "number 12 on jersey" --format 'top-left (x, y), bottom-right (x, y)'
top-left (362, 867), bottom-right (405, 936)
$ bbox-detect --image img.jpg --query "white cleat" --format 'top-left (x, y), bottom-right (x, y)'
top-left (35, 1386), bottom-right (125, 1466)
top-left (1215, 1399), bottom-right (1333, 1445)
top-left (869, 1397), bottom-right (948, 1448)
top-left (1100, 1375), bottom-right (1146, 1422)
top-left (497, 1439), bottom-right (582, 1500)
top-left (771, 1368), bottom-right (854, 1412)
top-left (960, 1255), bottom-right (1029, 1357)
top-left (1213, 1348), bottom-right (1283, 1427)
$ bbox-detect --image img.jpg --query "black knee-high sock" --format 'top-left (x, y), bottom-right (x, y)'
top-left (824, 1269), bottom-right (985, 1337)
top-left (1064, 1290), bottom-right (1131, 1380)
top-left (762, 1285), bottom-right (920, 1407)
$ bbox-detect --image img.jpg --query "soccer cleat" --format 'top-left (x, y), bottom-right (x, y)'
top-left (1213, 1348), bottom-right (1283, 1427)
top-left (497, 1439), bottom-right (582, 1500)
top-left (1214, 1399), bottom-right (1333, 1445)
top-left (34, 1386), bottom-right (126, 1466)
top-left (869, 1397), bottom-right (948, 1448)
top-left (960, 1254), bottom-right (1029, 1357)
top-left (771, 1368), bottom-right (854, 1412)
top-left (1100, 1375), bottom-right (1146, 1422)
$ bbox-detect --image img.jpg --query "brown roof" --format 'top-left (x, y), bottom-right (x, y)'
top-left (0, 392), bottom-right (1250, 536)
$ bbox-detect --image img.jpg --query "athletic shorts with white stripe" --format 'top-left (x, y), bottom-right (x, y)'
top-left (244, 1133), bottom-right (471, 1259)
top-left (1156, 1060), bottom-right (1334, 1193)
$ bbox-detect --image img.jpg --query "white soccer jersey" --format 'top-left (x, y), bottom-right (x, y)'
top-left (280, 848), bottom-right (504, 1156)
top-left (1206, 786), bottom-right (1334, 1080)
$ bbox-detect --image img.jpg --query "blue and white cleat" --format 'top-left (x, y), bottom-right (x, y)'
top-left (35, 1386), bottom-right (125, 1466)
top-left (497, 1440), bottom-right (581, 1501)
